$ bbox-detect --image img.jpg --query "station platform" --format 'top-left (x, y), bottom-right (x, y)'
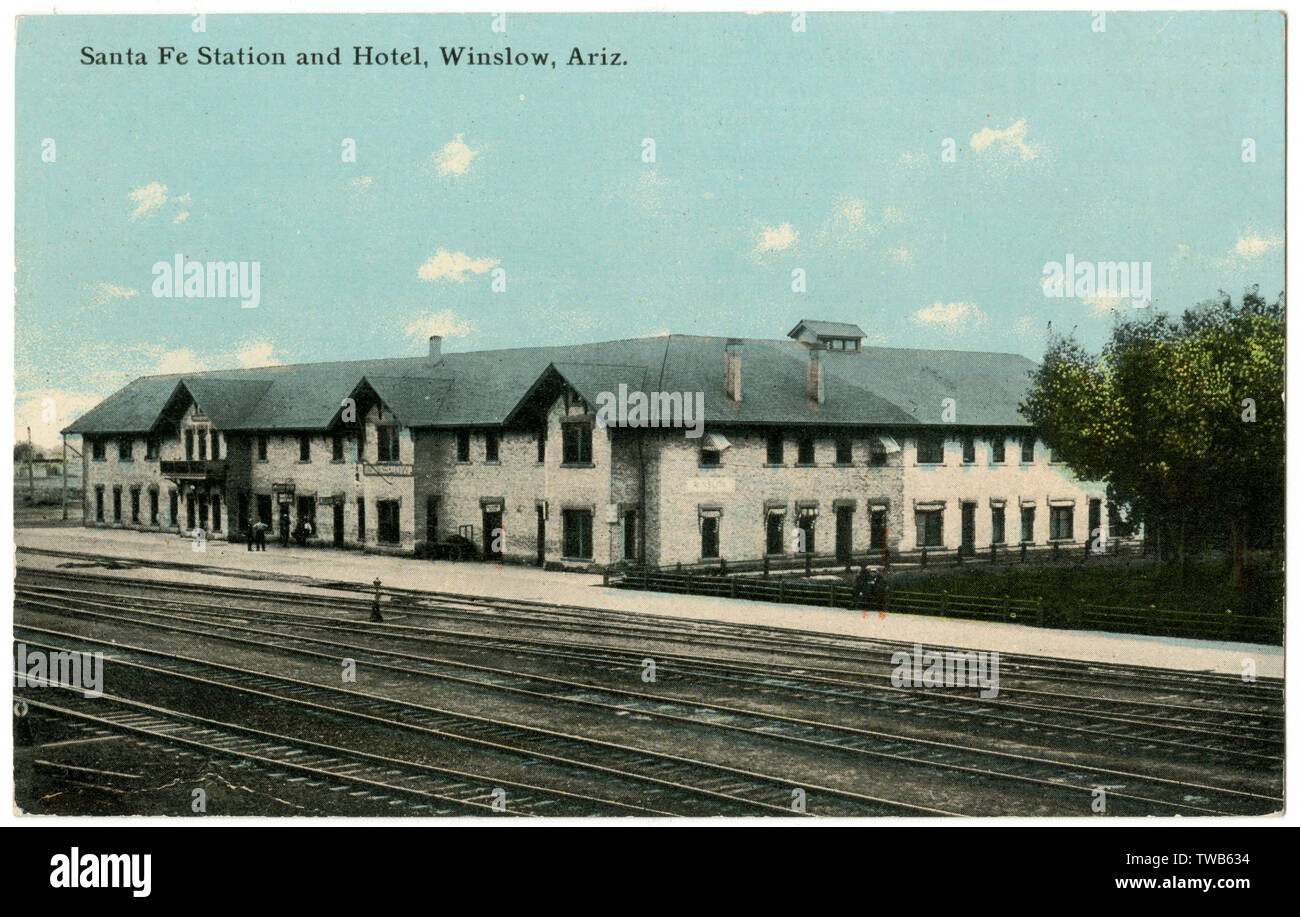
top-left (11, 526), bottom-right (1283, 677)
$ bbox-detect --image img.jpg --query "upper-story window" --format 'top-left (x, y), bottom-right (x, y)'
top-left (91, 439), bottom-right (106, 461)
top-left (299, 434), bottom-right (311, 462)
top-left (145, 438), bottom-right (160, 460)
top-left (835, 438), bottom-right (853, 466)
top-left (184, 430), bottom-right (194, 460)
top-left (766, 431), bottom-right (784, 465)
top-left (211, 433), bottom-right (220, 461)
top-left (456, 430), bottom-right (471, 463)
top-left (1020, 436), bottom-right (1035, 464)
top-left (916, 435), bottom-right (944, 464)
top-left (700, 445), bottom-right (722, 467)
top-left (377, 426), bottom-right (400, 463)
top-left (332, 435), bottom-right (345, 462)
top-left (197, 429), bottom-right (207, 460)
top-left (991, 437), bottom-right (1006, 464)
top-left (796, 436), bottom-right (815, 466)
top-left (562, 422), bottom-right (593, 465)
top-left (484, 431), bottom-right (499, 463)
top-left (257, 435), bottom-right (268, 461)
top-left (962, 436), bottom-right (976, 464)
top-left (118, 438), bottom-right (133, 462)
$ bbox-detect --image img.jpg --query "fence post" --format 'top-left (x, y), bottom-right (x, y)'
top-left (921, 545), bottom-right (928, 567)
top-left (990, 543), bottom-right (997, 565)
top-left (1035, 596), bottom-right (1045, 626)
top-left (763, 555), bottom-right (770, 577)
top-left (778, 580), bottom-right (786, 603)
top-left (730, 578), bottom-right (737, 599)
top-left (940, 590), bottom-right (949, 617)
top-left (829, 584), bottom-right (837, 607)
top-left (1002, 594), bottom-right (1011, 621)
top-left (805, 551), bottom-right (812, 576)
top-left (1020, 543), bottom-right (1027, 564)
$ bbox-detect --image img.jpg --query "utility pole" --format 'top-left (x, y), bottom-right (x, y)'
top-left (26, 427), bottom-right (35, 504)
top-left (61, 434), bottom-right (68, 520)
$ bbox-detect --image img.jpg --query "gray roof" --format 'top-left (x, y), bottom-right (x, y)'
top-left (63, 334), bottom-right (1038, 435)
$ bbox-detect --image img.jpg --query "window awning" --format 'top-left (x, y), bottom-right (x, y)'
top-left (697, 506), bottom-right (723, 519)
top-left (870, 435), bottom-right (901, 454)
top-left (1048, 497), bottom-right (1077, 507)
top-left (701, 432), bottom-right (731, 452)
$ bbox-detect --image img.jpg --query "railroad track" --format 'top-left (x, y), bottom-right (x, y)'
top-left (18, 561), bottom-right (1282, 707)
top-left (15, 627), bottom-right (962, 817)
top-left (16, 594), bottom-right (1283, 815)
top-left (17, 693), bottom-right (660, 817)
top-left (17, 577), bottom-right (1284, 765)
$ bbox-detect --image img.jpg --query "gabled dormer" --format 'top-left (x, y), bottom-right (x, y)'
top-left (787, 319), bottom-right (866, 352)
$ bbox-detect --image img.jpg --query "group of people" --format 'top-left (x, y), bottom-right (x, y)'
top-left (244, 518), bottom-right (314, 550)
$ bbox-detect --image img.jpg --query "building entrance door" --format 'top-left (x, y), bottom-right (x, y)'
top-left (835, 507), bottom-right (853, 561)
top-left (333, 503), bottom-right (344, 546)
top-left (483, 509), bottom-right (503, 559)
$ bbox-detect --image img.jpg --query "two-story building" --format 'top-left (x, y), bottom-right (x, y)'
top-left (64, 320), bottom-right (1113, 568)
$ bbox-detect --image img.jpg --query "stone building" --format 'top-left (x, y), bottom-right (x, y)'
top-left (63, 320), bottom-right (1112, 569)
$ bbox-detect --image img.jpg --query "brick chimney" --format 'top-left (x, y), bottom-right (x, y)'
top-left (428, 335), bottom-right (442, 362)
top-left (724, 339), bottom-right (743, 403)
top-left (808, 349), bottom-right (825, 404)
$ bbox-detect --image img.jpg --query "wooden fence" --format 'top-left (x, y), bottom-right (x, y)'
top-left (608, 569), bottom-right (1281, 645)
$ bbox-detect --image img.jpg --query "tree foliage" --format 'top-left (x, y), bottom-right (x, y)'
top-left (1020, 287), bottom-right (1284, 574)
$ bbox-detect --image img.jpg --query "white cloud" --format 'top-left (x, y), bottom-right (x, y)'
top-left (887, 247), bottom-right (914, 266)
top-left (1083, 293), bottom-right (1127, 314)
top-left (753, 222), bottom-right (798, 255)
top-left (128, 183), bottom-right (193, 222)
top-left (910, 300), bottom-right (987, 330)
top-left (14, 389), bottom-right (106, 452)
top-left (434, 133), bottom-right (479, 177)
top-left (416, 250), bottom-right (500, 283)
top-left (970, 119), bottom-right (1041, 161)
top-left (91, 283), bottom-right (139, 305)
top-left (403, 310), bottom-right (476, 341)
top-left (153, 348), bottom-right (207, 375)
top-left (128, 182), bottom-right (169, 220)
top-left (349, 176), bottom-right (373, 190)
top-left (1231, 233), bottom-right (1281, 259)
top-left (898, 151), bottom-right (928, 169)
top-left (234, 340), bottom-right (281, 368)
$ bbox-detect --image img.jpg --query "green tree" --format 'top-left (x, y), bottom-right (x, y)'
top-left (1020, 287), bottom-right (1283, 587)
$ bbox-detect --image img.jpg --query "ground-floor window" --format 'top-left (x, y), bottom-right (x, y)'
top-left (297, 495), bottom-right (316, 532)
top-left (700, 515), bottom-right (720, 559)
top-left (426, 496), bottom-right (438, 543)
top-left (257, 494), bottom-right (272, 527)
top-left (377, 500), bottom-right (400, 544)
top-left (169, 491), bottom-right (179, 527)
top-left (765, 512), bottom-right (784, 555)
top-left (915, 509), bottom-right (943, 548)
top-left (1050, 505), bottom-right (1074, 542)
top-left (1020, 506), bottom-right (1036, 544)
top-left (212, 494), bottom-right (222, 532)
top-left (562, 508), bottom-right (593, 560)
top-left (130, 488), bottom-right (140, 524)
top-left (869, 507), bottom-right (887, 550)
top-left (357, 498), bottom-right (366, 541)
top-left (112, 486), bottom-right (122, 523)
top-left (796, 513), bottom-right (816, 554)
top-left (95, 486), bottom-right (104, 522)
top-left (623, 510), bottom-right (637, 561)
top-left (991, 506), bottom-right (1006, 545)
top-left (149, 489), bottom-right (159, 526)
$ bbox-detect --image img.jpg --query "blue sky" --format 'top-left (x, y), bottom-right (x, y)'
top-left (15, 11), bottom-right (1284, 449)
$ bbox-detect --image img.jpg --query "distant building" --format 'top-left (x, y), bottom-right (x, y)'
top-left (63, 320), bottom-right (1114, 568)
